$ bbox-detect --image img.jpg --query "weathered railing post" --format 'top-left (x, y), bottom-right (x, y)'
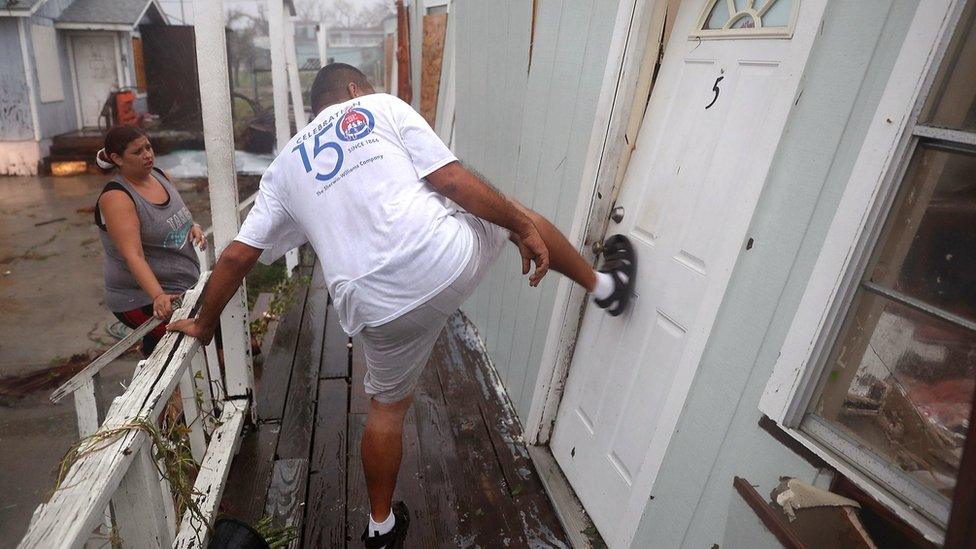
top-left (193, 0), bottom-right (254, 401)
top-left (112, 441), bottom-right (176, 548)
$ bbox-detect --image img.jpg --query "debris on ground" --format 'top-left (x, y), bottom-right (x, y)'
top-left (0, 347), bottom-right (140, 405)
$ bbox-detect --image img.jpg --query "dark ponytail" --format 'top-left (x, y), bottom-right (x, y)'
top-left (96, 125), bottom-right (148, 173)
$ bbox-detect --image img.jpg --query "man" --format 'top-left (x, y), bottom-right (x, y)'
top-left (169, 63), bottom-right (635, 548)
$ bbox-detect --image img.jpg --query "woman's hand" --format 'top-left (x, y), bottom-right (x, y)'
top-left (152, 293), bottom-right (179, 320)
top-left (190, 223), bottom-right (207, 251)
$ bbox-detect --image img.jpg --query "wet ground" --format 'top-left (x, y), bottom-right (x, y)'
top-left (0, 171), bottom-right (255, 546)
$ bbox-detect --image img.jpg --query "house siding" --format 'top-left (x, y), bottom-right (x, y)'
top-left (0, 18), bottom-right (34, 141)
top-left (630, 0), bottom-right (920, 546)
top-left (451, 0), bottom-right (619, 420)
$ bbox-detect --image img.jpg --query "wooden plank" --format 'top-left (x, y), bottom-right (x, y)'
top-left (350, 338), bottom-right (370, 414)
top-left (20, 275), bottom-right (210, 548)
top-left (346, 414), bottom-right (368, 538)
top-left (51, 317), bottom-right (161, 403)
top-left (302, 379), bottom-right (348, 548)
top-left (733, 477), bottom-right (806, 549)
top-left (74, 379), bottom-right (99, 438)
top-left (277, 265), bottom-right (327, 460)
top-left (449, 314), bottom-right (545, 498)
top-left (173, 400), bottom-right (248, 548)
top-left (260, 318), bottom-right (280, 358)
top-left (219, 422), bottom-right (280, 526)
top-left (250, 292), bottom-right (274, 320)
top-left (320, 301), bottom-right (350, 379)
top-left (74, 380), bottom-right (114, 546)
top-left (263, 458), bottom-right (310, 549)
top-left (420, 13), bottom-right (449, 126)
top-left (526, 445), bottom-right (586, 548)
top-left (412, 366), bottom-right (462, 546)
top-left (395, 0), bottom-right (412, 104)
top-left (385, 34), bottom-right (394, 91)
top-left (442, 314), bottom-right (570, 546)
top-left (112, 441), bottom-right (175, 548)
top-left (256, 270), bottom-right (310, 421)
top-left (397, 394), bottom-right (437, 548)
top-left (426, 335), bottom-right (528, 547)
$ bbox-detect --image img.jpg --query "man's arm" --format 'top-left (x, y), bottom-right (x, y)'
top-left (167, 241), bottom-right (263, 342)
top-left (425, 161), bottom-right (550, 286)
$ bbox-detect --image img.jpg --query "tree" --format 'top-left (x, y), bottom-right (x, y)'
top-left (225, 10), bottom-right (265, 89)
top-left (293, 0), bottom-right (394, 28)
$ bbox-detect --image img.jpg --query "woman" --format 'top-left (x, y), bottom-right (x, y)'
top-left (94, 125), bottom-right (207, 356)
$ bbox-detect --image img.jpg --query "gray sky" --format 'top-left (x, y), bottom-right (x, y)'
top-left (156, 0), bottom-right (389, 25)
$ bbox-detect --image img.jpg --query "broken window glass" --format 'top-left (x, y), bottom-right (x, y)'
top-left (814, 295), bottom-right (975, 498)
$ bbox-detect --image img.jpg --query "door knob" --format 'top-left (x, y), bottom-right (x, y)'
top-left (610, 206), bottom-right (625, 223)
top-left (591, 240), bottom-right (603, 256)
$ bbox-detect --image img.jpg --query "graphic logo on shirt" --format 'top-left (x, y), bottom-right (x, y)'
top-left (335, 108), bottom-right (374, 142)
top-left (162, 222), bottom-right (192, 250)
top-left (162, 207), bottom-right (193, 249)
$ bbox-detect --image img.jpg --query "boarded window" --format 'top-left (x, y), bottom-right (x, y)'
top-left (31, 24), bottom-right (65, 103)
top-left (132, 37), bottom-right (147, 93)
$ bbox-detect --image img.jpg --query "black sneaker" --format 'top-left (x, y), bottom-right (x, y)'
top-left (361, 501), bottom-right (410, 548)
top-left (593, 234), bottom-right (637, 316)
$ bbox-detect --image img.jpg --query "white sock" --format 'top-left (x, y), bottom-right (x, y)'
top-left (368, 511), bottom-right (395, 537)
top-left (592, 271), bottom-right (616, 300)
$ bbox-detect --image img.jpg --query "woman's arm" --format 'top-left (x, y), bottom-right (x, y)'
top-left (100, 191), bottom-right (176, 319)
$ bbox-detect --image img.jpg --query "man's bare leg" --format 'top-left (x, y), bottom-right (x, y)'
top-left (362, 395), bottom-right (413, 521)
top-left (510, 201), bottom-right (597, 291)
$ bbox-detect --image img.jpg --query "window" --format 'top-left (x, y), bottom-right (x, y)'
top-left (692, 0), bottom-right (798, 39)
top-left (761, 0), bottom-right (976, 536)
top-left (31, 24), bottom-right (65, 103)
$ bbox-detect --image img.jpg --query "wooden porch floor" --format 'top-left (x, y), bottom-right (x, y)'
top-left (219, 263), bottom-right (570, 548)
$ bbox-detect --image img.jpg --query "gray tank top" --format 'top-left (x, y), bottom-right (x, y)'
top-left (96, 170), bottom-right (201, 312)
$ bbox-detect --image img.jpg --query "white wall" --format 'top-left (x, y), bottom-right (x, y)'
top-left (451, 0), bottom-right (620, 420)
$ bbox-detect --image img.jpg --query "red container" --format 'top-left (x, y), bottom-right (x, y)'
top-left (115, 90), bottom-right (138, 126)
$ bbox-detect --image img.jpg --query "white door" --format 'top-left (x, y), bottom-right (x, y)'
top-left (550, 0), bottom-right (825, 544)
top-left (72, 34), bottom-right (119, 128)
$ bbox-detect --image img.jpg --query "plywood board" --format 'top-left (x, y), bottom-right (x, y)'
top-left (420, 13), bottom-right (448, 127)
top-left (303, 379), bottom-right (348, 548)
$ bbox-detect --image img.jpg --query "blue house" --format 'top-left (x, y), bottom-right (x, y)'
top-left (0, 0), bottom-right (167, 175)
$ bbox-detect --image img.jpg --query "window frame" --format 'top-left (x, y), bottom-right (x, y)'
top-left (759, 0), bottom-right (971, 542)
top-left (690, 0), bottom-right (801, 40)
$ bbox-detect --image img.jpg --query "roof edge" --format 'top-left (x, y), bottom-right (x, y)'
top-left (0, 0), bottom-right (51, 17)
top-left (55, 22), bottom-right (133, 31)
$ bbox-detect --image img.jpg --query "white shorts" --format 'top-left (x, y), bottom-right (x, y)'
top-left (359, 212), bottom-right (508, 403)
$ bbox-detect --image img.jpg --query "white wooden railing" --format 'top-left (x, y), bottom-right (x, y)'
top-left (17, 0), bottom-right (313, 542)
top-left (19, 273), bottom-right (248, 548)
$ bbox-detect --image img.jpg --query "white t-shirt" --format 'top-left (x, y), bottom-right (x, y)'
top-left (236, 93), bottom-right (472, 335)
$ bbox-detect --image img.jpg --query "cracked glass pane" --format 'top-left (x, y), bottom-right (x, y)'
top-left (814, 295), bottom-right (975, 498)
